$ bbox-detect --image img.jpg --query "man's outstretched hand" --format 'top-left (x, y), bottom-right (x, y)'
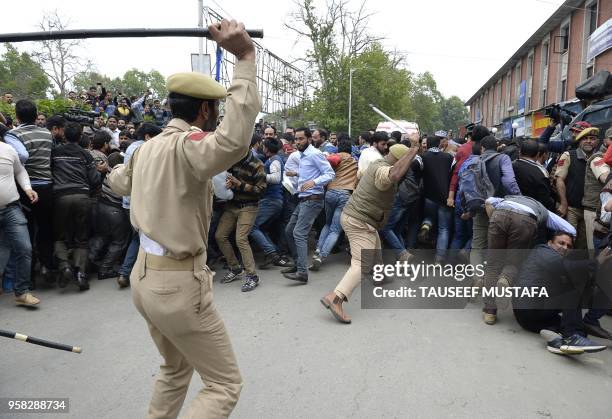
top-left (209, 19), bottom-right (256, 61)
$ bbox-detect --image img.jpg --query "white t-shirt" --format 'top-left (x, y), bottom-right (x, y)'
top-left (357, 146), bottom-right (383, 178)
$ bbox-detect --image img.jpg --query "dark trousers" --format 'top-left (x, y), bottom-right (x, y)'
top-left (20, 182), bottom-right (54, 269)
top-left (89, 201), bottom-right (131, 273)
top-left (53, 194), bottom-right (92, 273)
top-left (484, 209), bottom-right (537, 310)
top-left (513, 308), bottom-right (585, 338)
top-left (277, 191), bottom-right (298, 256)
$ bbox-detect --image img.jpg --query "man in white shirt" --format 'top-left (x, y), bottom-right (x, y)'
top-left (357, 131), bottom-right (389, 179)
top-left (0, 139), bottom-right (40, 306)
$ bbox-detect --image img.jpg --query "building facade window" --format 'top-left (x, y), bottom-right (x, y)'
top-left (540, 38), bottom-right (550, 108)
top-left (583, 0), bottom-right (598, 80)
top-left (527, 51), bottom-right (534, 111)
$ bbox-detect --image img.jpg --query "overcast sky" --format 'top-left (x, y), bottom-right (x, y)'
top-left (3, 0), bottom-right (564, 102)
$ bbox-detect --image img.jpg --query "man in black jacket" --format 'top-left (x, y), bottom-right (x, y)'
top-left (512, 140), bottom-right (555, 211)
top-left (513, 232), bottom-right (612, 355)
top-left (421, 135), bottom-right (454, 263)
top-left (51, 122), bottom-right (101, 290)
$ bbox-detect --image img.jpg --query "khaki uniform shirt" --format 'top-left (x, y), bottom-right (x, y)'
top-left (107, 61), bottom-right (261, 259)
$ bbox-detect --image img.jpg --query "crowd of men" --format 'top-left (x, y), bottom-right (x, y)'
top-left (1, 88), bottom-right (612, 356)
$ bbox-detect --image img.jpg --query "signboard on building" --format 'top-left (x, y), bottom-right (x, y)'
top-left (502, 118), bottom-right (513, 139)
top-left (518, 80), bottom-right (527, 114)
top-left (532, 111), bottom-right (553, 138)
top-left (587, 18), bottom-right (612, 62)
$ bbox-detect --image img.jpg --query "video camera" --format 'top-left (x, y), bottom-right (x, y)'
top-left (543, 104), bottom-right (576, 126)
top-left (62, 108), bottom-right (100, 126)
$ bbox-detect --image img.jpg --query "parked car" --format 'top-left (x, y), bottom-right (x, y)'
top-left (562, 97), bottom-right (612, 141)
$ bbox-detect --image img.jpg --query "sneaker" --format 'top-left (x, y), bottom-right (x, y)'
top-left (241, 274), bottom-right (259, 292)
top-left (274, 256), bottom-right (293, 268)
top-left (546, 337), bottom-right (571, 355)
top-left (417, 223), bottom-right (431, 243)
top-left (117, 275), bottom-right (130, 288)
top-left (15, 292), bottom-right (40, 307)
top-left (483, 310), bottom-right (497, 325)
top-left (77, 272), bottom-right (90, 291)
top-left (561, 334), bottom-right (607, 354)
top-left (221, 268), bottom-right (244, 284)
top-left (309, 254), bottom-right (322, 271)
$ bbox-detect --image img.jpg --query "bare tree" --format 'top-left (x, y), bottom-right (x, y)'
top-left (285, 0), bottom-right (383, 89)
top-left (31, 10), bottom-right (90, 96)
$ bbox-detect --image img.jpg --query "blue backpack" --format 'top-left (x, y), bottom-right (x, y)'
top-left (459, 153), bottom-right (499, 213)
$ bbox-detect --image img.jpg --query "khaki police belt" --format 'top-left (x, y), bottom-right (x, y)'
top-left (142, 252), bottom-right (203, 271)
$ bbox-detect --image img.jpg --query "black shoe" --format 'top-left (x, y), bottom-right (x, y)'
top-left (241, 274), bottom-right (260, 292)
top-left (284, 272), bottom-right (308, 283)
top-left (584, 323), bottom-right (612, 340)
top-left (41, 266), bottom-right (55, 284)
top-left (76, 272), bottom-right (90, 291)
top-left (221, 268), bottom-right (243, 284)
top-left (281, 266), bottom-right (297, 274)
top-left (117, 275), bottom-right (130, 288)
top-left (98, 270), bottom-right (120, 280)
top-left (258, 253), bottom-right (278, 270)
top-left (58, 267), bottom-right (73, 288)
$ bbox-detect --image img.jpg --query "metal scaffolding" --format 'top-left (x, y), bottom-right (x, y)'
top-left (202, 7), bottom-right (306, 118)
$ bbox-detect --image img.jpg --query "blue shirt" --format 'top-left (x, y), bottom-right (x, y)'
top-left (297, 144), bottom-right (335, 198)
top-left (4, 133), bottom-right (29, 163)
top-left (122, 140), bottom-right (144, 209)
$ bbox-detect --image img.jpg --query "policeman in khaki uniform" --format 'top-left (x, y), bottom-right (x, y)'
top-left (107, 20), bottom-right (261, 419)
top-left (320, 137), bottom-right (420, 324)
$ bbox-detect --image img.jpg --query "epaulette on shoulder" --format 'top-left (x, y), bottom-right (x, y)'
top-left (187, 131), bottom-right (209, 142)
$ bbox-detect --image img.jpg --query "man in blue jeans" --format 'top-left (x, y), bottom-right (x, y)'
top-left (0, 138), bottom-right (40, 306)
top-left (283, 127), bottom-right (335, 283)
top-left (251, 137), bottom-right (291, 268)
top-left (312, 137), bottom-right (357, 270)
top-left (420, 135), bottom-right (454, 263)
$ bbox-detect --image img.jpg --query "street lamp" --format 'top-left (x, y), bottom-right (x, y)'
top-left (512, 122), bottom-right (519, 139)
top-left (348, 68), bottom-right (355, 138)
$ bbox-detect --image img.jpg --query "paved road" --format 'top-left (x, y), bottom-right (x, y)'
top-left (1, 253), bottom-right (611, 419)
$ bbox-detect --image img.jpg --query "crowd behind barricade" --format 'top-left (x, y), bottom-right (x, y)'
top-left (1, 87), bottom-right (612, 356)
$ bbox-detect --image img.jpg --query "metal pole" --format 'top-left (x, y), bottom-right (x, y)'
top-left (198, 0), bottom-right (204, 68)
top-left (0, 28), bottom-right (264, 43)
top-left (348, 69), bottom-right (354, 137)
top-left (368, 104), bottom-right (408, 134)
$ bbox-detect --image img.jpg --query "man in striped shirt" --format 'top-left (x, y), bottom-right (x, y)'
top-left (5, 100), bottom-right (55, 282)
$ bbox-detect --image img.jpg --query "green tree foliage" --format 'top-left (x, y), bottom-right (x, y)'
top-left (439, 95), bottom-right (470, 134)
top-left (288, 0), bottom-right (468, 135)
top-left (72, 69), bottom-right (167, 99)
top-left (0, 44), bottom-right (50, 100)
top-left (306, 44), bottom-right (415, 133)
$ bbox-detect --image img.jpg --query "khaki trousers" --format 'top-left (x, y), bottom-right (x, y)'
top-left (215, 204), bottom-right (258, 275)
top-left (583, 209), bottom-right (596, 251)
top-left (566, 207), bottom-right (588, 250)
top-left (335, 213), bottom-right (382, 299)
top-left (131, 249), bottom-right (242, 419)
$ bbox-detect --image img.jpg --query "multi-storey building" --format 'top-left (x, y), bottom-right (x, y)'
top-left (466, 0), bottom-right (611, 138)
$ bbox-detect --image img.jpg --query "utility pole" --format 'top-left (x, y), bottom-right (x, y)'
top-left (348, 68), bottom-right (355, 137)
top-left (198, 0), bottom-right (204, 71)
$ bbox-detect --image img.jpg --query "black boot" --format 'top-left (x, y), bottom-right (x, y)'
top-left (58, 267), bottom-right (73, 289)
